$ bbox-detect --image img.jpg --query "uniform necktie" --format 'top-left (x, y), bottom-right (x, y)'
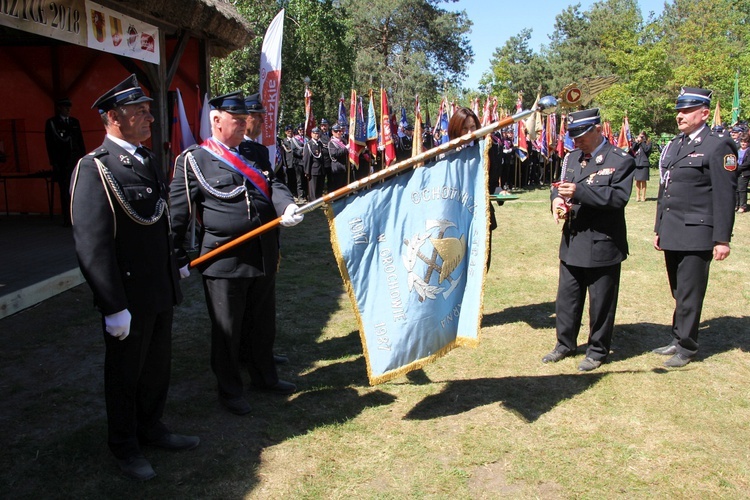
top-left (675, 134), bottom-right (686, 155)
top-left (581, 153), bottom-right (592, 167)
top-left (135, 147), bottom-right (151, 170)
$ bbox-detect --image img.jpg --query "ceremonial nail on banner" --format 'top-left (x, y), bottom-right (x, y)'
top-left (328, 143), bottom-right (490, 385)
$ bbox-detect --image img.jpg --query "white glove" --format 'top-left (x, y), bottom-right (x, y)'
top-left (105, 309), bottom-right (131, 341)
top-left (179, 265), bottom-right (190, 279)
top-left (279, 203), bottom-right (304, 227)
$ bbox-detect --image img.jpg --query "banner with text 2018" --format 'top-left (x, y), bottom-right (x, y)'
top-left (329, 143), bottom-right (489, 385)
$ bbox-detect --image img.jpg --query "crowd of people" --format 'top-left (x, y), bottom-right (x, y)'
top-left (64, 75), bottom-right (739, 481)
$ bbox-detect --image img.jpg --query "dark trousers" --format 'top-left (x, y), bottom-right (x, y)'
top-left (736, 173), bottom-right (749, 209)
top-left (203, 275), bottom-right (278, 399)
top-left (308, 173), bottom-right (325, 200)
top-left (103, 308), bottom-right (172, 459)
top-left (294, 163), bottom-right (307, 199)
top-left (664, 250), bottom-right (712, 357)
top-left (555, 261), bottom-right (621, 360)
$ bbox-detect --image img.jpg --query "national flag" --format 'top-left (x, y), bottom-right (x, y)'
top-left (732, 69), bottom-right (741, 125)
top-left (398, 106), bottom-right (408, 138)
top-left (481, 96), bottom-right (491, 127)
top-left (259, 9), bottom-right (284, 166)
top-left (199, 92), bottom-right (211, 142)
top-left (328, 142), bottom-right (489, 385)
top-left (436, 97), bottom-right (449, 144)
top-left (338, 95), bottom-right (348, 134)
top-left (617, 115), bottom-right (631, 150)
top-left (304, 85), bottom-right (316, 138)
top-left (412, 95), bottom-right (423, 166)
top-left (602, 121), bottom-right (614, 145)
top-left (366, 90), bottom-right (379, 156)
top-left (381, 87), bottom-right (397, 166)
top-left (514, 120), bottom-right (528, 162)
top-left (170, 93), bottom-right (181, 173)
top-left (170, 89), bottom-right (197, 175)
top-left (348, 89), bottom-right (366, 168)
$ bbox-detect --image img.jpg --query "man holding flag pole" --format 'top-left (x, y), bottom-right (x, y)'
top-left (187, 96), bottom-right (558, 384)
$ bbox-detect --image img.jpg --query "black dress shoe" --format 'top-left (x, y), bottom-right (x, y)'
top-left (664, 353), bottom-right (693, 368)
top-left (652, 344), bottom-right (678, 356)
top-left (220, 396), bottom-right (252, 415)
top-left (274, 353), bottom-right (289, 365)
top-left (251, 379), bottom-right (297, 395)
top-left (118, 455), bottom-right (156, 481)
top-left (578, 357), bottom-right (602, 372)
top-left (147, 433), bottom-right (200, 451)
top-left (542, 349), bottom-right (572, 364)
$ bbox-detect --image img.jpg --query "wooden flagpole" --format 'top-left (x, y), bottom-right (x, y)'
top-left (190, 98), bottom-right (556, 269)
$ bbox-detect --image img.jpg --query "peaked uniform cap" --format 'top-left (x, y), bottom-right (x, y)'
top-left (675, 87), bottom-right (712, 110)
top-left (244, 93), bottom-right (266, 114)
top-left (210, 91), bottom-right (248, 114)
top-left (92, 74), bottom-right (152, 113)
top-left (567, 108), bottom-right (601, 138)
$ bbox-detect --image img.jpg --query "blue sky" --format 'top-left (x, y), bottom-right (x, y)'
top-left (454, 0), bottom-right (668, 90)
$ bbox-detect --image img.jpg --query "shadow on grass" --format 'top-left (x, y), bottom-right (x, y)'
top-left (610, 316), bottom-right (750, 363)
top-left (403, 371), bottom-right (657, 423)
top-left (482, 299), bottom-right (750, 364)
top-left (482, 301), bottom-right (556, 330)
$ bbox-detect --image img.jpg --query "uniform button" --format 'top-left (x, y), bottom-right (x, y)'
top-left (666, 208), bottom-right (670, 211)
top-left (125, 271), bottom-right (131, 277)
top-left (146, 187), bottom-right (153, 194)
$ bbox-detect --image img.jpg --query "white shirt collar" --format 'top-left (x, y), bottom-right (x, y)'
top-left (107, 134), bottom-right (145, 163)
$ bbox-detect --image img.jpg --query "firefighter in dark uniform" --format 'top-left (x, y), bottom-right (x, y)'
top-left (303, 127), bottom-right (326, 199)
top-left (327, 122), bottom-right (349, 190)
top-left (45, 97), bottom-right (86, 226)
top-left (652, 87), bottom-right (738, 368)
top-left (239, 93), bottom-right (272, 174)
top-left (396, 124), bottom-right (414, 162)
top-left (170, 91), bottom-right (303, 417)
top-left (280, 124), bottom-right (302, 200)
top-left (543, 108), bottom-right (636, 372)
top-left (318, 118), bottom-right (333, 191)
top-left (70, 74), bottom-right (198, 481)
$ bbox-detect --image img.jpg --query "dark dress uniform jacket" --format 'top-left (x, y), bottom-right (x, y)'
top-left (303, 139), bottom-right (325, 176)
top-left (71, 137), bottom-right (181, 314)
top-left (633, 141), bottom-right (652, 167)
top-left (554, 141), bottom-right (636, 268)
top-left (654, 126), bottom-right (738, 251)
top-left (45, 115), bottom-right (86, 179)
top-left (239, 139), bottom-right (272, 174)
top-left (170, 145), bottom-right (295, 278)
top-left (328, 137), bottom-right (348, 174)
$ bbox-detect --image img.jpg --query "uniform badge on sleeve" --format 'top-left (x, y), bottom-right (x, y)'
top-left (724, 154), bottom-right (737, 172)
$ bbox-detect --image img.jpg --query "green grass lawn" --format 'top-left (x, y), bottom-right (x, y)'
top-left (2, 177), bottom-right (749, 499)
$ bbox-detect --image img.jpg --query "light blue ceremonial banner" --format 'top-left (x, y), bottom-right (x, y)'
top-left (329, 142), bottom-right (489, 385)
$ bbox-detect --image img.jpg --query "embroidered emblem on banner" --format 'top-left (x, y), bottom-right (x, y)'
top-left (403, 220), bottom-right (466, 302)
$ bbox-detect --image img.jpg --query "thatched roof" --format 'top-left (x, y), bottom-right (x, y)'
top-left (114, 0), bottom-right (253, 57)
